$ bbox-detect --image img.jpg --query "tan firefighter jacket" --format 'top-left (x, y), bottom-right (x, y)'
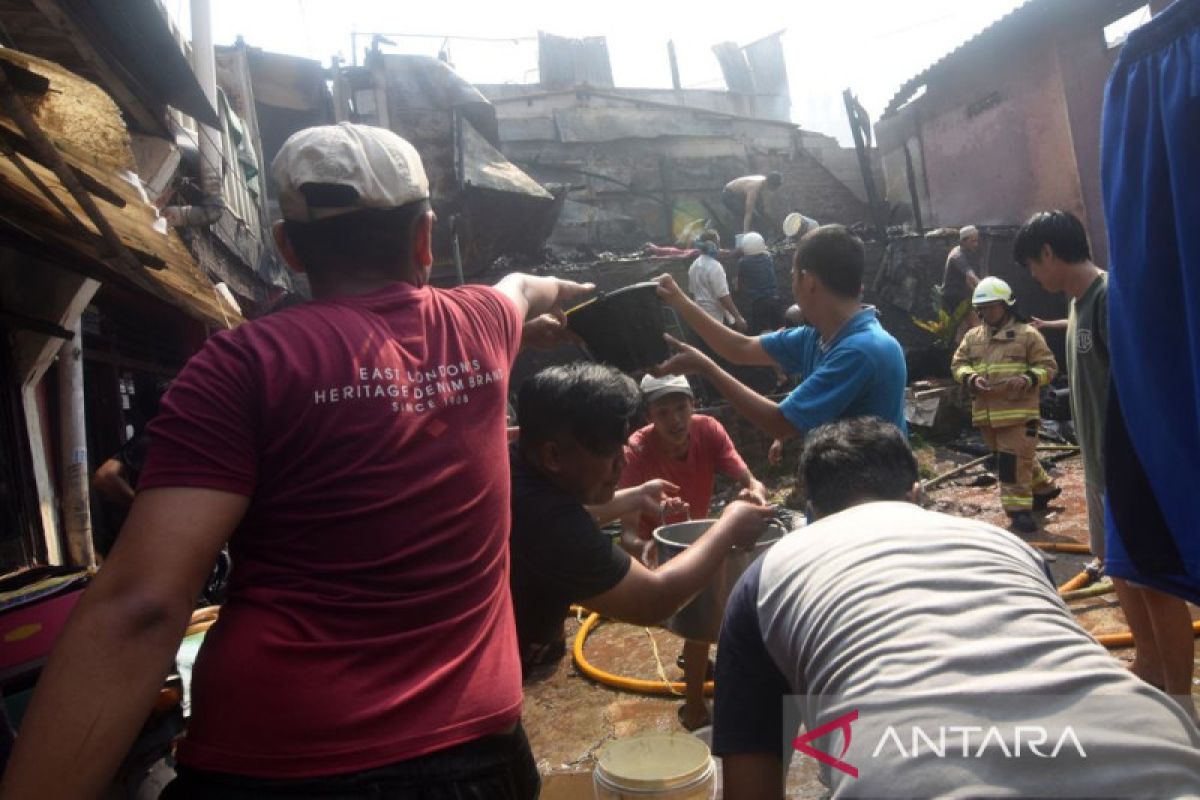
top-left (951, 317), bottom-right (1057, 428)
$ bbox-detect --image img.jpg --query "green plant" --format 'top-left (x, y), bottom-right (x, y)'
top-left (912, 300), bottom-right (970, 348)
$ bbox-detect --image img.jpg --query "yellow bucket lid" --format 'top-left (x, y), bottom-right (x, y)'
top-left (595, 732), bottom-right (712, 790)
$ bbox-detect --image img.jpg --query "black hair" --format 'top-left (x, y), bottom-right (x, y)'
top-left (281, 199), bottom-right (431, 280)
top-left (699, 229), bottom-right (720, 245)
top-left (767, 172), bottom-right (783, 188)
top-left (518, 363), bottom-right (641, 456)
top-left (1012, 210), bottom-right (1091, 267)
top-left (800, 417), bottom-right (918, 517)
top-left (793, 224), bottom-right (864, 299)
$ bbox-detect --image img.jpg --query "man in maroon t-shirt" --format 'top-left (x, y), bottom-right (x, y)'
top-left (617, 373), bottom-right (767, 731)
top-left (1, 124), bottom-right (591, 799)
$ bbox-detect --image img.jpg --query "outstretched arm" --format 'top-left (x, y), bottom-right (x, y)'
top-left (656, 275), bottom-right (775, 367)
top-left (0, 488), bottom-right (248, 799)
top-left (1030, 317), bottom-right (1068, 330)
top-left (742, 185), bottom-right (760, 233)
top-left (496, 273), bottom-right (594, 322)
top-left (587, 479), bottom-right (682, 528)
top-left (655, 335), bottom-right (797, 440)
top-left (583, 501), bottom-right (774, 625)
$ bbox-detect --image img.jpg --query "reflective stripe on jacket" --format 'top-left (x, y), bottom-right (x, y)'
top-left (951, 318), bottom-right (1057, 427)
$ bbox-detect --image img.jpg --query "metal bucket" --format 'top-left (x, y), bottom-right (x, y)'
top-left (566, 283), bottom-right (669, 373)
top-left (653, 519), bottom-right (784, 642)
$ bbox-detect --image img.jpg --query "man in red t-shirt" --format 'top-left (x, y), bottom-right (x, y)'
top-left (617, 373), bottom-right (767, 730)
top-left (1, 124), bottom-right (591, 799)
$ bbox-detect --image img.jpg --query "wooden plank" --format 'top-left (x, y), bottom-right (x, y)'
top-left (0, 307), bottom-right (73, 339)
top-left (0, 154), bottom-right (235, 327)
top-left (23, 383), bottom-right (63, 565)
top-left (0, 47), bottom-right (239, 328)
top-left (0, 66), bottom-right (145, 273)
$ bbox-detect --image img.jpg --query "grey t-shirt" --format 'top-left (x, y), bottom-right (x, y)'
top-left (940, 245), bottom-right (978, 302)
top-left (1066, 273), bottom-right (1109, 486)
top-left (713, 502), bottom-right (1200, 797)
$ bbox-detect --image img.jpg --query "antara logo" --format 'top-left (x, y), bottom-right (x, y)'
top-left (793, 710), bottom-right (859, 778)
top-left (792, 710), bottom-right (1088, 780)
top-left (872, 725), bottom-right (1087, 759)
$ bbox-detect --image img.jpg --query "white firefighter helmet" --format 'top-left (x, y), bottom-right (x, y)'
top-left (972, 276), bottom-right (1016, 307)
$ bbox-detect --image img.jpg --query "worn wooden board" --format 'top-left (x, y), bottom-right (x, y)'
top-left (0, 46), bottom-right (239, 328)
top-left (0, 47), bottom-right (133, 174)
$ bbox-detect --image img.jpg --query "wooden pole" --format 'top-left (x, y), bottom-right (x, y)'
top-left (58, 317), bottom-right (95, 568)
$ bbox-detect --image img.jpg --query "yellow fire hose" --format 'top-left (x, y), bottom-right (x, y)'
top-left (573, 611), bottom-right (714, 697)
top-left (1057, 571), bottom-right (1093, 594)
top-left (1096, 621), bottom-right (1200, 648)
top-left (1029, 541), bottom-right (1093, 555)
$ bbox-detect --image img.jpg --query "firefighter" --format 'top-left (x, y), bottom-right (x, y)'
top-left (952, 277), bottom-right (1061, 533)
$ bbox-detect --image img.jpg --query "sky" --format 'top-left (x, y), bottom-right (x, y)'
top-left (178, 0), bottom-right (1042, 144)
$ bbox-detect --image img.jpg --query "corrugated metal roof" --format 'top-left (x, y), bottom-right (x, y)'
top-left (882, 0), bottom-right (1145, 117)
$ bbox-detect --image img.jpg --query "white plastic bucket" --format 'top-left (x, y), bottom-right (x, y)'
top-left (593, 733), bottom-right (716, 799)
top-left (783, 212), bottom-right (819, 238)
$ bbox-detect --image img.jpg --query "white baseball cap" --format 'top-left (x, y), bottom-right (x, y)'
top-left (272, 122), bottom-right (430, 222)
top-left (639, 373), bottom-right (693, 404)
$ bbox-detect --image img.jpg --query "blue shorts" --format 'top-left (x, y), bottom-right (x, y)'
top-left (1100, 0), bottom-right (1200, 603)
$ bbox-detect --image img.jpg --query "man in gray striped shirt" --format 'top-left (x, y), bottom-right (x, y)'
top-left (713, 418), bottom-right (1200, 799)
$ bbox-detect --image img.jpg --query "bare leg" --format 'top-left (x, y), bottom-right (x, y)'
top-left (1141, 587), bottom-right (1198, 718)
top-left (1113, 577), bottom-right (1164, 687)
top-left (680, 640), bottom-right (711, 730)
top-left (1115, 579), bottom-right (1197, 718)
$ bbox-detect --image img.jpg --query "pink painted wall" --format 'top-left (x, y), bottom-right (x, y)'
top-left (876, 4), bottom-right (1130, 265)
top-left (1054, 28), bottom-right (1123, 267)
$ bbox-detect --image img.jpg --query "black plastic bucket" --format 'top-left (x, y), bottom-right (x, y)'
top-left (566, 282), bottom-right (668, 373)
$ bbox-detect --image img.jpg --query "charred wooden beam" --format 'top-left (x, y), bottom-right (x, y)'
top-left (0, 307), bottom-right (74, 340)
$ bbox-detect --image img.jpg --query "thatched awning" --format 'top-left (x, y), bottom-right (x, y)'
top-left (0, 47), bottom-right (240, 328)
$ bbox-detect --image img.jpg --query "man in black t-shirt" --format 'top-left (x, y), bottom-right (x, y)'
top-left (92, 432), bottom-right (151, 556)
top-left (509, 363), bottom-right (773, 675)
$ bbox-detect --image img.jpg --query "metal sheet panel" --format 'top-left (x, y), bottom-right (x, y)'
top-left (537, 31), bottom-right (614, 88)
top-left (553, 108), bottom-right (733, 143)
top-left (460, 119), bottom-right (552, 198)
top-left (711, 41), bottom-right (755, 94)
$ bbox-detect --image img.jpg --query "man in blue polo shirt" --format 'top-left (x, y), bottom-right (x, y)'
top-left (655, 225), bottom-right (906, 448)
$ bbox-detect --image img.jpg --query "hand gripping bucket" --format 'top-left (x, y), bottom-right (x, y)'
top-left (653, 519), bottom-right (784, 643)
